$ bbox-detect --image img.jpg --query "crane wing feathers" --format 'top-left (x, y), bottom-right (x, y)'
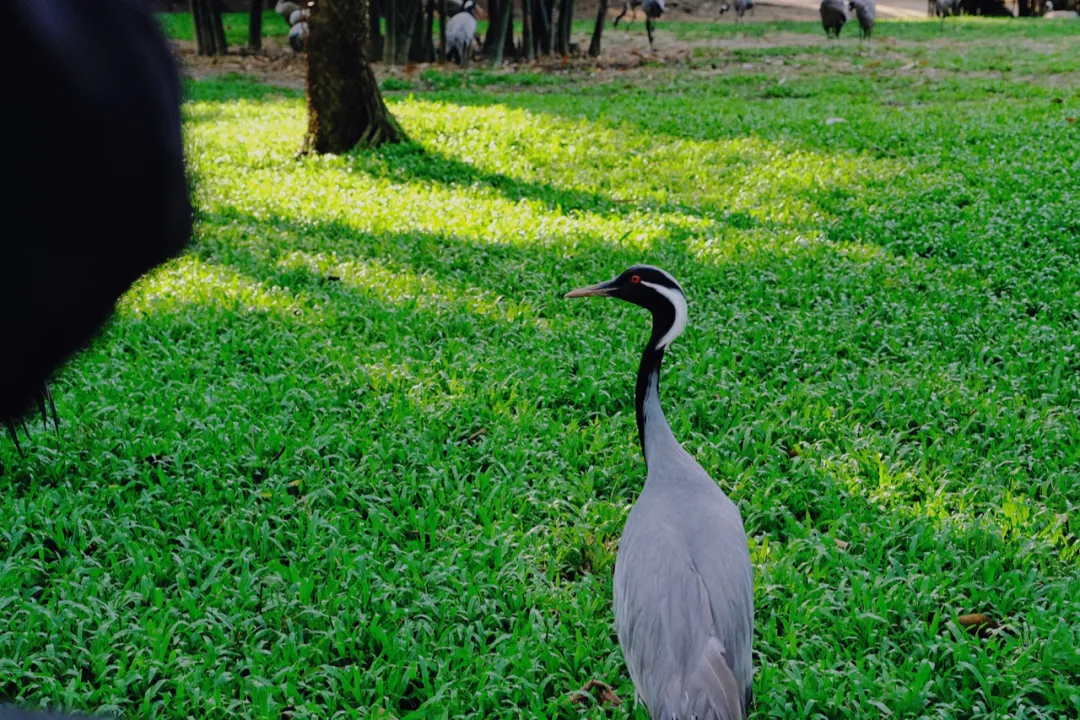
top-left (614, 503), bottom-right (753, 719)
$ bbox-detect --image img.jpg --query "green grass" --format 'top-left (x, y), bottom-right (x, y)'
top-left (4, 19), bottom-right (1080, 720)
top-left (158, 11), bottom-right (291, 45)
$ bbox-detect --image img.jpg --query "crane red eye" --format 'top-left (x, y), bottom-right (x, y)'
top-left (631, 275), bottom-right (640, 284)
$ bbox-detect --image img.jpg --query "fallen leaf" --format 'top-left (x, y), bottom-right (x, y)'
top-left (825, 117), bottom-right (846, 125)
top-left (834, 538), bottom-right (850, 551)
top-left (1067, 117), bottom-right (1076, 123)
top-left (570, 679), bottom-right (623, 707)
top-left (899, 62), bottom-right (916, 71)
top-left (957, 613), bottom-right (1001, 639)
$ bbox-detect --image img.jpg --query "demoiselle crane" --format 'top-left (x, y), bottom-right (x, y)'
top-left (614, 0), bottom-right (666, 48)
top-left (820, 0), bottom-right (848, 37)
top-left (446, 0), bottom-right (478, 66)
top-left (565, 266), bottom-right (754, 719)
top-left (849, 0), bottom-right (875, 38)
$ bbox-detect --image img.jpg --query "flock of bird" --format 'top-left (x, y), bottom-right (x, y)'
top-left (821, 0), bottom-right (876, 37)
top-left (269, 0), bottom-right (879, 62)
top-left (274, 0), bottom-right (311, 52)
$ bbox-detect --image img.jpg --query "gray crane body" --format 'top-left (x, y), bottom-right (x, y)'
top-left (734, 0), bottom-right (754, 20)
top-left (446, 2), bottom-right (478, 66)
top-left (566, 266), bottom-right (754, 720)
top-left (849, 0), bottom-right (875, 37)
top-left (616, 377), bottom-right (754, 719)
top-left (820, 0), bottom-right (848, 36)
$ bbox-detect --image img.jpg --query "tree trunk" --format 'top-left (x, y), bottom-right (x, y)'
top-left (304, 0), bottom-right (406, 154)
top-left (588, 0), bottom-right (606, 56)
top-left (554, 0), bottom-right (573, 55)
top-left (369, 0), bottom-right (383, 60)
top-left (408, 1), bottom-right (430, 62)
top-left (386, 0), bottom-right (397, 63)
top-left (522, 0), bottom-right (534, 60)
top-left (504, 0), bottom-right (515, 58)
top-left (190, 0), bottom-right (207, 55)
top-left (209, 0), bottom-right (229, 53)
top-left (438, 0), bottom-right (448, 60)
top-left (533, 0), bottom-right (553, 55)
top-left (423, 0), bottom-right (436, 61)
top-left (191, 0), bottom-right (229, 55)
top-left (484, 0), bottom-right (500, 52)
top-left (398, 0), bottom-right (421, 62)
top-left (248, 0), bottom-right (265, 51)
top-left (490, 0), bottom-right (513, 64)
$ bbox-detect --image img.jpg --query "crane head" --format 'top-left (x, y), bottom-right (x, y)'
top-left (565, 265), bottom-right (687, 350)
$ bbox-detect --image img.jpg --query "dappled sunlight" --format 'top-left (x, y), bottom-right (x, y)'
top-left (184, 92), bottom-right (911, 268)
top-left (276, 250), bottom-right (544, 328)
top-left (393, 98), bottom-right (908, 226)
top-left (120, 255), bottom-right (317, 320)
top-left (195, 159), bottom-right (714, 254)
top-left (684, 226), bottom-right (897, 266)
top-left (813, 428), bottom-right (1079, 562)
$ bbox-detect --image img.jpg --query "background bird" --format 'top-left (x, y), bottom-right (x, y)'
top-left (735, 0), bottom-right (755, 21)
top-left (820, 0), bottom-right (848, 37)
top-left (288, 21), bottom-right (309, 52)
top-left (935, 0), bottom-right (960, 17)
top-left (565, 266), bottom-right (754, 720)
top-left (275, 0), bottom-right (301, 21)
top-left (446, 0), bottom-right (478, 66)
top-left (849, 0), bottom-right (874, 37)
top-left (614, 0), bottom-right (666, 48)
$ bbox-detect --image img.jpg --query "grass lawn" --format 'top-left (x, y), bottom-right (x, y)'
top-left (3, 17), bottom-right (1080, 720)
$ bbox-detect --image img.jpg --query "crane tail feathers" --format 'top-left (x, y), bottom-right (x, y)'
top-left (678, 637), bottom-right (746, 720)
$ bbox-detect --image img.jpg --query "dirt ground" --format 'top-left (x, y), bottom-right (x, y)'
top-left (175, 0), bottom-right (929, 88)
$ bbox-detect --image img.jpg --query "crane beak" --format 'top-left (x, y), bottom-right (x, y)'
top-left (564, 280), bottom-right (616, 299)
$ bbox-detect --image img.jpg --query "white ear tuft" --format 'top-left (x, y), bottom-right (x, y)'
top-left (640, 281), bottom-right (687, 349)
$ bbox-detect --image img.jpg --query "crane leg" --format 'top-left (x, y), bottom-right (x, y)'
top-left (613, 2), bottom-right (630, 25)
top-left (646, 17), bottom-right (654, 46)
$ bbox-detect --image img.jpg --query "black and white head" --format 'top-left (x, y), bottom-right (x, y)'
top-left (463, 0), bottom-right (477, 14)
top-left (565, 265), bottom-right (688, 350)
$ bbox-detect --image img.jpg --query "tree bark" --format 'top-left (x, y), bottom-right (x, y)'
top-left (248, 0), bottom-right (265, 50)
top-left (490, 0), bottom-right (513, 65)
top-left (438, 0), bottom-right (448, 60)
top-left (422, 0), bottom-right (436, 61)
top-left (386, 0), bottom-right (397, 64)
top-left (504, 0), bottom-right (515, 58)
top-left (304, 0), bottom-right (406, 154)
top-left (190, 0), bottom-right (207, 55)
top-left (484, 0), bottom-right (500, 52)
top-left (588, 0), bottom-right (606, 56)
top-left (521, 0), bottom-right (534, 60)
top-left (554, 0), bottom-right (573, 55)
top-left (191, 0), bottom-right (229, 55)
top-left (209, 0), bottom-right (229, 53)
top-left (532, 0), bottom-right (553, 55)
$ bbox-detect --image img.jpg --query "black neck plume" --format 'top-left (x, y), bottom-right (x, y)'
top-left (634, 342), bottom-right (664, 461)
top-left (634, 304), bottom-right (676, 462)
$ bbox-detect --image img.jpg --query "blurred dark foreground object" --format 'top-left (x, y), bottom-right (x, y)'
top-left (2, 0), bottom-right (192, 446)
